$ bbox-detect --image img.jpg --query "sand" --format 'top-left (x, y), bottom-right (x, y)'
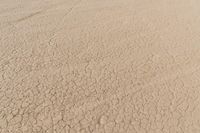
top-left (1, 0), bottom-right (200, 132)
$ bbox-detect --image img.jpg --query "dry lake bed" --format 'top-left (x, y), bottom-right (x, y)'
top-left (1, 0), bottom-right (200, 132)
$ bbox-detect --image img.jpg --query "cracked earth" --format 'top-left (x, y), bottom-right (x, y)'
top-left (1, 0), bottom-right (200, 133)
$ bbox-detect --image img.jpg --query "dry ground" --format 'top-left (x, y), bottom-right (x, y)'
top-left (1, 0), bottom-right (200, 133)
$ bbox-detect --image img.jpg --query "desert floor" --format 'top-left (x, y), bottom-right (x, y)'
top-left (1, 0), bottom-right (200, 133)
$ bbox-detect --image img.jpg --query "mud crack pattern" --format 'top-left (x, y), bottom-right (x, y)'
top-left (1, 0), bottom-right (200, 133)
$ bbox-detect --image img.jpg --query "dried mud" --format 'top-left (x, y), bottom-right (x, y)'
top-left (1, 0), bottom-right (200, 133)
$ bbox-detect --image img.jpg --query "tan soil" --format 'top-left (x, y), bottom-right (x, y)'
top-left (1, 0), bottom-right (200, 133)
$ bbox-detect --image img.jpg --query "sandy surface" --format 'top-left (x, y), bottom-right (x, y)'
top-left (1, 0), bottom-right (200, 133)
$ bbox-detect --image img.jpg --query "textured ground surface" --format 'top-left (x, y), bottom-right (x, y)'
top-left (1, 0), bottom-right (200, 133)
